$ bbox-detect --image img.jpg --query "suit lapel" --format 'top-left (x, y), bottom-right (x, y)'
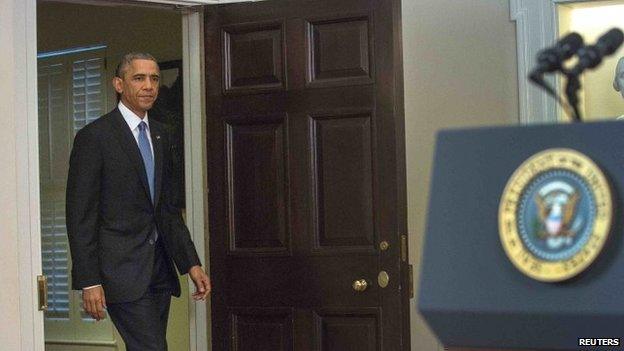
top-left (110, 109), bottom-right (153, 206)
top-left (150, 122), bottom-right (163, 208)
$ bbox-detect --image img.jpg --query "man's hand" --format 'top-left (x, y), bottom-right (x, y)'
top-left (189, 265), bottom-right (211, 301)
top-left (82, 286), bottom-right (106, 321)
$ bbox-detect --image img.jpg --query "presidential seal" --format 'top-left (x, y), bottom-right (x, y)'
top-left (498, 148), bottom-right (612, 282)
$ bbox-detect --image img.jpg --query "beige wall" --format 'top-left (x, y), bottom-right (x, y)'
top-left (402, 0), bottom-right (519, 349)
top-left (37, 3), bottom-right (189, 351)
top-left (0, 0), bottom-right (22, 350)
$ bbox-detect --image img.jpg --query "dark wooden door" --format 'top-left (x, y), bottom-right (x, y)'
top-left (205, 1), bottom-right (408, 349)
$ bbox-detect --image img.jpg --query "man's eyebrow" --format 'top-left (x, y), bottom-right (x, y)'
top-left (131, 73), bottom-right (160, 78)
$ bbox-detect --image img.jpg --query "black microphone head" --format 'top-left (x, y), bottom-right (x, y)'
top-left (534, 32), bottom-right (583, 74)
top-left (557, 32), bottom-right (584, 60)
top-left (576, 45), bottom-right (601, 70)
top-left (575, 28), bottom-right (624, 72)
top-left (597, 28), bottom-right (624, 56)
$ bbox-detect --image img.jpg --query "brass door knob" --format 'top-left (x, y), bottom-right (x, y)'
top-left (352, 279), bottom-right (368, 292)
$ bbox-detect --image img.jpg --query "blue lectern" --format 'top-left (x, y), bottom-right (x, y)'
top-left (418, 121), bottom-right (624, 350)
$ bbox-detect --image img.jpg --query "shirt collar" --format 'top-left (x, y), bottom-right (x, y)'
top-left (118, 101), bottom-right (150, 132)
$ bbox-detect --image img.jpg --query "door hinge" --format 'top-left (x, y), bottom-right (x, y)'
top-left (400, 235), bottom-right (408, 262)
top-left (408, 264), bottom-right (414, 299)
top-left (37, 275), bottom-right (48, 311)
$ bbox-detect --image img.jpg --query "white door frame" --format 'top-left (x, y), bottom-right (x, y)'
top-left (15, 1), bottom-right (218, 350)
top-left (15, 0), bottom-right (43, 349)
top-left (509, 0), bottom-right (591, 124)
top-left (181, 8), bottom-right (210, 351)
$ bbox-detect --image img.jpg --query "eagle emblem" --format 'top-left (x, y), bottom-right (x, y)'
top-left (534, 181), bottom-right (582, 250)
top-left (499, 148), bottom-right (612, 282)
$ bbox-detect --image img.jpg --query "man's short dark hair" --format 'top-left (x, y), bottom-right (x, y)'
top-left (115, 52), bottom-right (158, 79)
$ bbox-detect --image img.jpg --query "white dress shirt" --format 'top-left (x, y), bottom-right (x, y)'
top-left (118, 101), bottom-right (154, 157)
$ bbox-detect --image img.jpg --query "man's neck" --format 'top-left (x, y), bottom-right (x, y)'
top-left (121, 100), bottom-right (147, 119)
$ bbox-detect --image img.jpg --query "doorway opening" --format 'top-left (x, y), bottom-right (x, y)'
top-left (36, 1), bottom-right (200, 350)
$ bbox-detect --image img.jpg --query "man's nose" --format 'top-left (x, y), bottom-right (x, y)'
top-left (144, 79), bottom-right (156, 90)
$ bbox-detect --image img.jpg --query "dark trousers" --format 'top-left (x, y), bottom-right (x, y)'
top-left (107, 238), bottom-right (175, 351)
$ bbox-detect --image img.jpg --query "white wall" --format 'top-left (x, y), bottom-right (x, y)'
top-left (0, 0), bottom-right (22, 348)
top-left (402, 0), bottom-right (519, 349)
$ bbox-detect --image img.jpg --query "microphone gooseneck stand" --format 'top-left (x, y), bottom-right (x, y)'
top-left (564, 72), bottom-right (582, 123)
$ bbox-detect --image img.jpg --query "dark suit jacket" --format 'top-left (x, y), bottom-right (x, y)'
top-left (66, 108), bottom-right (201, 304)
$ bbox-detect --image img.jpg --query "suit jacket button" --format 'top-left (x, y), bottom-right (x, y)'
top-left (149, 239), bottom-right (154, 245)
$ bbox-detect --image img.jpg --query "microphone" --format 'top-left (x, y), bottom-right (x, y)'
top-left (570, 28), bottom-right (624, 75)
top-left (529, 32), bottom-right (584, 82)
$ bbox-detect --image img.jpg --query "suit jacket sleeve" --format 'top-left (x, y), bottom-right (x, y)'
top-left (163, 129), bottom-right (202, 275)
top-left (66, 127), bottom-right (103, 289)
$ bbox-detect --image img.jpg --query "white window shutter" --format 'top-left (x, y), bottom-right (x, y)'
top-left (72, 57), bottom-right (104, 135)
top-left (41, 199), bottom-right (70, 320)
top-left (38, 49), bottom-right (105, 323)
top-left (38, 60), bottom-right (71, 320)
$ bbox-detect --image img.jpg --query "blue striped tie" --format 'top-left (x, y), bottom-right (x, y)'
top-left (138, 121), bottom-right (154, 203)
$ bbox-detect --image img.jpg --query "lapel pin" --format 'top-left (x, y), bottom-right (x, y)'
top-left (156, 135), bottom-right (161, 140)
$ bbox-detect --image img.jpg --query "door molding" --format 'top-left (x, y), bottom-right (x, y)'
top-left (510, 0), bottom-right (558, 124)
top-left (181, 9), bottom-right (210, 351)
top-left (16, 0), bottom-right (44, 350)
top-left (510, 0), bottom-right (591, 124)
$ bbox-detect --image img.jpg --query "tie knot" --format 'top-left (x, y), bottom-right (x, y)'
top-left (138, 121), bottom-right (147, 132)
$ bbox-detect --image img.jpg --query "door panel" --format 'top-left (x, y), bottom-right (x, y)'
top-left (309, 111), bottom-right (376, 252)
top-left (314, 308), bottom-right (380, 351)
top-left (231, 307), bottom-right (294, 351)
top-left (206, 1), bottom-right (407, 349)
top-left (222, 22), bottom-right (285, 93)
top-left (306, 16), bottom-right (373, 87)
top-left (226, 116), bottom-right (289, 255)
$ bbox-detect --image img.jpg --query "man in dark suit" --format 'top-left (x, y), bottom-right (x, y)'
top-left (66, 52), bottom-right (211, 350)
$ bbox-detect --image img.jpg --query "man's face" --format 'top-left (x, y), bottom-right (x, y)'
top-left (113, 59), bottom-right (160, 117)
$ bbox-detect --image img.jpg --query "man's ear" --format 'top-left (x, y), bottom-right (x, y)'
top-left (112, 76), bottom-right (123, 94)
